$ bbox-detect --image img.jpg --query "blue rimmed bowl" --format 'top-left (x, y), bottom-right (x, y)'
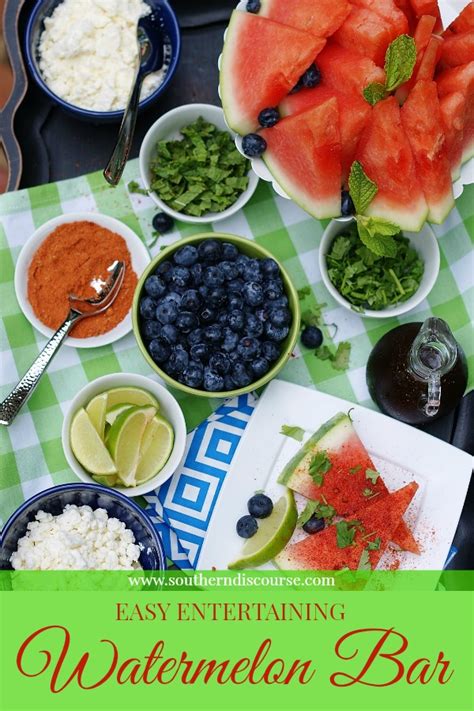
top-left (0, 483), bottom-right (165, 570)
top-left (24, 0), bottom-right (181, 122)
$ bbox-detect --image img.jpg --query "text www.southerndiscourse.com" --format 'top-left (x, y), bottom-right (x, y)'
top-left (128, 573), bottom-right (336, 588)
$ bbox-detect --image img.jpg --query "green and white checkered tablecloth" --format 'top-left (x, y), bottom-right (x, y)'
top-left (1, 160), bottom-right (473, 526)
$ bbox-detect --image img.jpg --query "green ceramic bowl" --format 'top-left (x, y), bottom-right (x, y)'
top-left (132, 233), bottom-right (301, 398)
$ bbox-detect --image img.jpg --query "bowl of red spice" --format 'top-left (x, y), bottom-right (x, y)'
top-left (14, 213), bottom-right (150, 348)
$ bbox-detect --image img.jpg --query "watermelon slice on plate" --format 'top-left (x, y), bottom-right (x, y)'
top-left (219, 11), bottom-right (326, 135)
top-left (440, 92), bottom-right (467, 180)
top-left (401, 81), bottom-right (454, 224)
top-left (415, 34), bottom-right (443, 81)
top-left (446, 2), bottom-right (474, 33)
top-left (436, 61), bottom-right (474, 163)
top-left (333, 6), bottom-right (401, 66)
top-left (396, 14), bottom-right (437, 102)
top-left (351, 0), bottom-right (409, 36)
top-left (275, 482), bottom-right (419, 571)
top-left (439, 31), bottom-right (474, 69)
top-left (316, 43), bottom-right (386, 96)
top-left (258, 0), bottom-right (351, 38)
top-left (278, 413), bottom-right (419, 553)
top-left (280, 85), bottom-right (371, 184)
top-left (260, 98), bottom-right (342, 219)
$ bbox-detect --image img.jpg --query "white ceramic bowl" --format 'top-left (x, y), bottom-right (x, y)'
top-left (14, 212), bottom-right (150, 348)
top-left (61, 372), bottom-right (187, 497)
top-left (319, 219), bottom-right (440, 319)
top-left (139, 103), bottom-right (259, 224)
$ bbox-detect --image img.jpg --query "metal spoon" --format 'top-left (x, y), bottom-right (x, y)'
top-left (0, 261), bottom-right (125, 426)
top-left (103, 10), bottom-right (164, 186)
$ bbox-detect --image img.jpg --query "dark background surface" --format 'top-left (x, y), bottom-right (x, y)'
top-left (9, 0), bottom-right (474, 568)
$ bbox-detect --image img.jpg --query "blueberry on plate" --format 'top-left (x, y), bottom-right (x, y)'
top-left (241, 133), bottom-right (267, 158)
top-left (209, 352), bottom-right (230, 375)
top-left (246, 0), bottom-right (261, 13)
top-left (243, 281), bottom-right (264, 307)
top-left (183, 361), bottom-right (204, 388)
top-left (175, 311), bottom-right (199, 334)
top-left (255, 305), bottom-right (271, 323)
top-left (270, 307), bottom-right (291, 328)
top-left (204, 324), bottom-right (223, 344)
top-left (237, 336), bottom-right (260, 361)
top-left (190, 342), bottom-right (210, 362)
top-left (181, 289), bottom-right (201, 312)
top-left (160, 323), bottom-right (179, 345)
top-left (198, 239), bottom-right (222, 264)
top-left (222, 242), bottom-right (239, 261)
top-left (190, 262), bottom-right (203, 285)
top-left (156, 300), bottom-right (179, 325)
top-left (302, 515), bottom-right (325, 535)
top-left (139, 296), bottom-right (157, 320)
top-left (171, 266), bottom-right (191, 289)
top-left (301, 63), bottom-right (321, 88)
top-left (228, 278), bottom-right (245, 294)
top-left (208, 287), bottom-right (227, 308)
top-left (203, 368), bottom-right (225, 392)
top-left (174, 245), bottom-right (198, 267)
top-left (219, 260), bottom-right (239, 281)
top-left (217, 311), bottom-right (228, 326)
top-left (228, 310), bottom-right (245, 333)
top-left (221, 328), bottom-right (239, 353)
top-left (144, 275), bottom-right (167, 299)
top-left (261, 340), bottom-right (281, 362)
top-left (162, 291), bottom-right (182, 306)
top-left (200, 306), bottom-right (216, 324)
top-left (251, 356), bottom-right (270, 379)
top-left (341, 190), bottom-right (356, 217)
top-left (224, 374), bottom-right (234, 391)
top-left (167, 345), bottom-right (189, 375)
top-left (270, 294), bottom-right (289, 309)
top-left (141, 319), bottom-right (161, 341)
top-left (152, 212), bottom-right (174, 234)
top-left (264, 279), bottom-right (283, 300)
top-left (261, 258), bottom-right (280, 277)
top-left (155, 260), bottom-right (173, 282)
top-left (301, 326), bottom-right (323, 349)
top-left (149, 338), bottom-right (170, 364)
top-left (245, 312), bottom-right (264, 338)
top-left (236, 515), bottom-right (258, 538)
top-left (258, 107), bottom-right (280, 128)
top-left (198, 284), bottom-right (209, 299)
top-left (229, 294), bottom-right (244, 311)
top-left (265, 322), bottom-right (289, 342)
top-left (231, 361), bottom-right (252, 388)
top-left (188, 327), bottom-right (205, 345)
top-left (248, 493), bottom-right (273, 518)
top-left (204, 265), bottom-right (226, 288)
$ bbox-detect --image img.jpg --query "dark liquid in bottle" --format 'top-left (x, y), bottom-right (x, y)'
top-left (366, 323), bottom-right (468, 425)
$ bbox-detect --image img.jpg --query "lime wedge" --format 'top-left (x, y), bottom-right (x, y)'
top-left (106, 406), bottom-right (156, 487)
top-left (85, 392), bottom-right (108, 440)
top-left (70, 408), bottom-right (117, 476)
top-left (135, 415), bottom-right (175, 484)
top-left (228, 489), bottom-right (297, 570)
top-left (106, 387), bottom-right (159, 410)
top-left (92, 473), bottom-right (118, 487)
top-left (105, 403), bottom-right (134, 427)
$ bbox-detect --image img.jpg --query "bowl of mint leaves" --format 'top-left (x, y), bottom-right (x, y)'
top-left (139, 104), bottom-right (259, 224)
top-left (319, 218), bottom-right (440, 319)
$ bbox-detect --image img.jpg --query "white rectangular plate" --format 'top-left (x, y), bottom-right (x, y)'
top-left (198, 380), bottom-right (473, 571)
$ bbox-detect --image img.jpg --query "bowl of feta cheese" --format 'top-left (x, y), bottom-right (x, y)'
top-left (24, 0), bottom-right (181, 121)
top-left (0, 483), bottom-right (166, 570)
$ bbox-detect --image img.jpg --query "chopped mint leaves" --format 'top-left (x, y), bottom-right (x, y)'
top-left (349, 465), bottom-right (362, 475)
top-left (315, 341), bottom-right (351, 371)
top-left (349, 161), bottom-right (378, 216)
top-left (127, 180), bottom-right (149, 196)
top-left (363, 82), bottom-right (388, 106)
top-left (297, 286), bottom-right (311, 300)
top-left (358, 548), bottom-right (372, 570)
top-left (367, 537), bottom-right (382, 551)
top-left (336, 520), bottom-right (361, 549)
top-left (385, 34), bottom-right (417, 92)
top-left (308, 451), bottom-right (332, 486)
top-left (365, 469), bottom-right (380, 484)
top-left (280, 425), bottom-right (305, 442)
top-left (301, 303), bottom-right (326, 328)
top-left (363, 488), bottom-right (374, 497)
top-left (297, 501), bottom-right (319, 528)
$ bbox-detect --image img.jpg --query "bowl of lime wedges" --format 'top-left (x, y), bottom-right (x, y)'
top-left (62, 373), bottom-right (186, 497)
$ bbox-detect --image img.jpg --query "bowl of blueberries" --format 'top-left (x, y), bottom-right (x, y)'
top-left (132, 233), bottom-right (300, 396)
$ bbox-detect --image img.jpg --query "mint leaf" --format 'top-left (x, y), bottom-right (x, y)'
top-left (297, 286), bottom-right (311, 300)
top-left (358, 548), bottom-right (371, 570)
top-left (367, 537), bottom-right (382, 551)
top-left (384, 34), bottom-right (417, 92)
top-left (336, 520), bottom-right (360, 549)
top-left (365, 468), bottom-right (380, 484)
top-left (363, 82), bottom-right (387, 106)
top-left (315, 345), bottom-right (333, 361)
top-left (349, 161), bottom-right (378, 215)
top-left (349, 465), bottom-right (362, 475)
top-left (332, 342), bottom-right (351, 371)
top-left (363, 488), bottom-right (374, 497)
top-left (127, 180), bottom-right (149, 196)
top-left (301, 303), bottom-right (326, 328)
top-left (356, 216), bottom-right (399, 258)
top-left (280, 424), bottom-right (305, 442)
top-left (308, 451), bottom-right (332, 486)
top-left (297, 501), bottom-right (319, 528)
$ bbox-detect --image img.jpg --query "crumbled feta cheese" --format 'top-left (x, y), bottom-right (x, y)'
top-left (10, 504), bottom-right (142, 570)
top-left (38, 0), bottom-right (169, 111)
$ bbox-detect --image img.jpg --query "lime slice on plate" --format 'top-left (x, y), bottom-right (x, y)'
top-left (228, 489), bottom-right (297, 570)
top-left (105, 403), bottom-right (134, 426)
top-left (85, 392), bottom-right (108, 439)
top-left (107, 406), bottom-right (156, 487)
top-left (70, 408), bottom-right (117, 476)
top-left (135, 414), bottom-right (175, 484)
top-left (92, 473), bottom-right (118, 487)
top-left (105, 387), bottom-right (159, 410)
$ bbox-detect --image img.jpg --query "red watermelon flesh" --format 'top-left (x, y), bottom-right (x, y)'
top-left (316, 43), bottom-right (386, 97)
top-left (219, 11), bottom-right (326, 135)
top-left (333, 6), bottom-right (399, 66)
top-left (280, 84), bottom-right (371, 183)
top-left (261, 98), bottom-right (342, 219)
top-left (396, 15), bottom-right (437, 102)
top-left (409, 0), bottom-right (440, 19)
top-left (259, 0), bottom-right (351, 38)
top-left (439, 92), bottom-right (466, 179)
top-left (448, 2), bottom-right (474, 33)
top-left (355, 97), bottom-right (428, 230)
top-left (401, 80), bottom-right (454, 223)
top-left (394, 0), bottom-right (417, 32)
top-left (275, 483), bottom-right (419, 571)
top-left (351, 0), bottom-right (409, 36)
top-left (439, 31), bottom-right (474, 69)
top-left (416, 35), bottom-right (443, 80)
top-left (436, 62), bottom-right (474, 162)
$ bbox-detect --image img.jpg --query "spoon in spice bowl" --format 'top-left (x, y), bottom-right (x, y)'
top-left (0, 262), bottom-right (125, 427)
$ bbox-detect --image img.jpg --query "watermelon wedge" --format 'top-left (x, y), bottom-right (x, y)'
top-left (351, 0), bottom-right (409, 36)
top-left (316, 43), bottom-right (386, 97)
top-left (333, 6), bottom-right (400, 66)
top-left (439, 31), bottom-right (474, 69)
top-left (415, 35), bottom-right (443, 80)
top-left (275, 483), bottom-right (419, 571)
top-left (440, 92), bottom-right (466, 180)
top-left (394, 0), bottom-right (417, 33)
top-left (278, 413), bottom-right (419, 553)
top-left (409, 0), bottom-right (440, 20)
top-left (259, 0), bottom-right (351, 38)
top-left (396, 15), bottom-right (437, 102)
top-left (260, 98), bottom-right (342, 219)
top-left (447, 2), bottom-right (474, 34)
top-left (436, 62), bottom-right (474, 162)
top-left (219, 11), bottom-right (326, 135)
top-left (280, 85), bottom-right (371, 183)
top-left (401, 81), bottom-right (454, 223)
top-left (355, 97), bottom-right (428, 231)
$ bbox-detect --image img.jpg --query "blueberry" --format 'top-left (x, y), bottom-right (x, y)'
top-left (155, 260), bottom-right (173, 282)
top-left (242, 133), bottom-right (267, 158)
top-left (265, 322), bottom-right (289, 342)
top-left (188, 328), bottom-right (205, 345)
top-left (190, 262), bottom-right (203, 285)
top-left (231, 361), bottom-right (252, 388)
top-left (242, 258), bottom-right (262, 282)
top-left (162, 291), bottom-right (182, 306)
top-left (243, 281), bottom-right (264, 307)
top-left (149, 338), bottom-right (170, 364)
top-left (341, 190), bottom-right (356, 217)
top-left (270, 307), bottom-right (291, 328)
top-left (228, 278), bottom-right (245, 294)
top-left (144, 275), bottom-right (167, 299)
top-left (219, 260), bottom-right (239, 281)
top-left (222, 243), bottom-right (239, 261)
top-left (208, 287), bottom-right (227, 309)
top-left (217, 311), bottom-right (228, 326)
top-left (302, 515), bottom-right (325, 535)
top-left (236, 254), bottom-right (250, 269)
top-left (245, 312), bottom-right (264, 338)
top-left (255, 305), bottom-right (271, 323)
top-left (198, 285), bottom-right (209, 299)
top-left (258, 107), bottom-right (280, 128)
top-left (237, 337), bottom-right (260, 361)
top-left (262, 340), bottom-right (280, 362)
top-left (228, 310), bottom-right (245, 333)
top-left (198, 239), bottom-right (222, 264)
top-left (168, 345), bottom-right (189, 374)
top-left (264, 279), bottom-right (283, 300)
top-left (229, 295), bottom-right (244, 311)
top-left (248, 493), bottom-right (273, 518)
top-left (156, 300), bottom-right (178, 324)
top-left (140, 296), bottom-right (157, 320)
top-left (176, 311), bottom-right (199, 333)
top-left (221, 328), bottom-right (239, 353)
top-left (270, 294), bottom-right (289, 309)
top-left (246, 0), bottom-right (261, 13)
top-left (261, 258), bottom-right (280, 277)
top-left (224, 374), bottom-right (235, 391)
top-left (160, 323), bottom-right (179, 345)
top-left (203, 368), bottom-right (225, 392)
top-left (200, 306), bottom-right (216, 324)
top-left (204, 324), bottom-right (223, 344)
top-left (190, 342), bottom-right (210, 362)
top-left (174, 245), bottom-right (198, 267)
top-left (209, 352), bottom-right (230, 375)
top-left (251, 356), bottom-right (270, 379)
top-left (236, 515), bottom-right (258, 538)
top-left (204, 265), bottom-right (225, 288)
top-left (301, 63), bottom-right (321, 88)
top-left (301, 326), bottom-right (323, 349)
top-left (183, 361), bottom-right (204, 388)
top-left (152, 212), bottom-right (174, 234)
top-left (171, 266), bottom-right (191, 288)
top-left (181, 289), bottom-right (201, 312)
top-left (141, 320), bottom-right (161, 341)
